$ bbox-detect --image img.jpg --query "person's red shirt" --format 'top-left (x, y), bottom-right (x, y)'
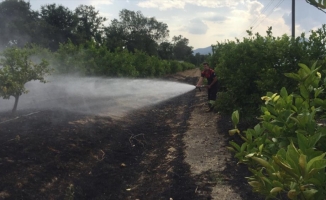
top-left (201, 68), bottom-right (217, 86)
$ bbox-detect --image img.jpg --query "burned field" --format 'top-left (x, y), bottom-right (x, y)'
top-left (0, 72), bottom-right (260, 200)
top-left (0, 87), bottom-right (199, 200)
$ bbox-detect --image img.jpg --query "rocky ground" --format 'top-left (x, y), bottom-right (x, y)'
top-left (0, 69), bottom-right (262, 200)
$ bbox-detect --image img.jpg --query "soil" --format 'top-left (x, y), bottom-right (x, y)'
top-left (0, 69), bottom-right (263, 200)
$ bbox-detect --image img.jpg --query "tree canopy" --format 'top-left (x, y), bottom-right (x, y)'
top-left (0, 0), bottom-right (39, 47)
top-left (104, 9), bottom-right (169, 56)
top-left (0, 0), bottom-right (200, 62)
top-left (0, 46), bottom-right (52, 112)
top-left (172, 35), bottom-right (193, 62)
top-left (39, 3), bottom-right (78, 51)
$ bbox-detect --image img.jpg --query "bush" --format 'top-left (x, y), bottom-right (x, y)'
top-left (213, 25), bottom-right (326, 120)
top-left (229, 63), bottom-right (326, 199)
top-left (51, 40), bottom-right (194, 78)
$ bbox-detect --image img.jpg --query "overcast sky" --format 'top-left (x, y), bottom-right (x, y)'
top-left (28, 0), bottom-right (326, 49)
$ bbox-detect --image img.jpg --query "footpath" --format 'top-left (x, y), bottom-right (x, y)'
top-left (174, 68), bottom-right (246, 199)
top-left (184, 84), bottom-right (243, 199)
top-left (168, 69), bottom-right (261, 200)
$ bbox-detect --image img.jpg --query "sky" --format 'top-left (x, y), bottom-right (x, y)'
top-left (28, 0), bottom-right (326, 49)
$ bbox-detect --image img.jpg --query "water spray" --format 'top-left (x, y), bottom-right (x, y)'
top-left (0, 76), bottom-right (197, 118)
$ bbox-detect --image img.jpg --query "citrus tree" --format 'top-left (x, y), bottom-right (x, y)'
top-left (0, 46), bottom-right (52, 113)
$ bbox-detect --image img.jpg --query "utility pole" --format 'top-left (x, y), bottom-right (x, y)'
top-left (292, 0), bottom-right (295, 37)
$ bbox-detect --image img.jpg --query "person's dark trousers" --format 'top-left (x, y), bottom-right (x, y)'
top-left (207, 86), bottom-right (218, 101)
top-left (207, 85), bottom-right (218, 111)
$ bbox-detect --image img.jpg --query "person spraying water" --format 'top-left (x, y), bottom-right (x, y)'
top-left (196, 62), bottom-right (218, 112)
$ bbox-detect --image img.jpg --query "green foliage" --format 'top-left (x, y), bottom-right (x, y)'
top-left (213, 25), bottom-right (326, 120)
top-left (306, 0), bottom-right (326, 9)
top-left (0, 0), bottom-right (200, 65)
top-left (172, 35), bottom-right (194, 62)
top-left (53, 40), bottom-right (83, 74)
top-left (0, 0), bottom-right (39, 47)
top-left (0, 45), bottom-right (52, 112)
top-left (103, 9), bottom-right (168, 56)
top-left (74, 5), bottom-right (106, 45)
top-left (39, 3), bottom-right (79, 51)
top-left (158, 42), bottom-right (173, 60)
top-left (52, 40), bottom-right (195, 77)
top-left (229, 63), bottom-right (326, 199)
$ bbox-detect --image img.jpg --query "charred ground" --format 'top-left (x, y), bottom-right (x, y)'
top-left (0, 70), bottom-right (261, 200)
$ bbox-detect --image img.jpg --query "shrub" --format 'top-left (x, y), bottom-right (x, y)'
top-left (213, 25), bottom-right (326, 120)
top-left (229, 63), bottom-right (326, 199)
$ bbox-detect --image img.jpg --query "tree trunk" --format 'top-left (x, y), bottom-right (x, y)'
top-left (12, 95), bottom-right (20, 113)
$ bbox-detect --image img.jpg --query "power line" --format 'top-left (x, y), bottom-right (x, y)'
top-left (249, 0), bottom-right (275, 28)
top-left (252, 0), bottom-right (284, 31)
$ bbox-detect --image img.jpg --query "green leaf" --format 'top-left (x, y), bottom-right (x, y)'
top-left (311, 60), bottom-right (318, 70)
top-left (277, 148), bottom-right (287, 159)
top-left (313, 98), bottom-right (324, 106)
top-left (307, 132), bottom-right (322, 148)
top-left (229, 141), bottom-right (241, 152)
top-left (261, 176), bottom-right (272, 186)
top-left (302, 189), bottom-right (318, 199)
top-left (298, 68), bottom-right (309, 81)
top-left (287, 143), bottom-right (300, 161)
top-left (270, 187), bottom-right (283, 194)
top-left (299, 85), bottom-right (310, 99)
top-left (240, 143), bottom-right (247, 152)
top-left (295, 97), bottom-right (304, 109)
top-left (298, 63), bottom-right (311, 74)
top-left (227, 147), bottom-right (237, 153)
top-left (273, 156), bottom-right (299, 179)
top-left (290, 117), bottom-right (300, 124)
top-left (231, 110), bottom-right (239, 127)
top-left (280, 87), bottom-right (288, 98)
top-left (245, 153), bottom-right (255, 158)
top-left (284, 73), bottom-right (301, 81)
top-left (246, 131), bottom-right (252, 143)
top-left (229, 128), bottom-right (239, 136)
top-left (307, 178), bottom-right (322, 185)
top-left (240, 135), bottom-right (248, 142)
top-left (306, 153), bottom-right (326, 172)
top-left (253, 124), bottom-right (262, 135)
top-left (248, 181), bottom-right (261, 188)
top-left (314, 88), bottom-right (324, 98)
top-left (308, 159), bottom-right (326, 173)
top-left (298, 154), bottom-right (307, 178)
top-left (272, 180), bottom-right (283, 187)
top-left (251, 157), bottom-right (272, 169)
top-left (258, 144), bottom-right (264, 153)
top-left (297, 133), bottom-right (309, 151)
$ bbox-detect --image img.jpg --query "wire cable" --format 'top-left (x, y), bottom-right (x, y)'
top-left (249, 0), bottom-right (275, 28)
top-left (252, 0), bottom-right (284, 31)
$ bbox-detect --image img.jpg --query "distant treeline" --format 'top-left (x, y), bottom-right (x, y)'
top-left (0, 0), bottom-right (210, 67)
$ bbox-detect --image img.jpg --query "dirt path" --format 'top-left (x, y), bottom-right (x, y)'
top-left (184, 85), bottom-right (242, 199)
top-left (171, 68), bottom-right (261, 200)
top-left (0, 68), bottom-right (260, 200)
